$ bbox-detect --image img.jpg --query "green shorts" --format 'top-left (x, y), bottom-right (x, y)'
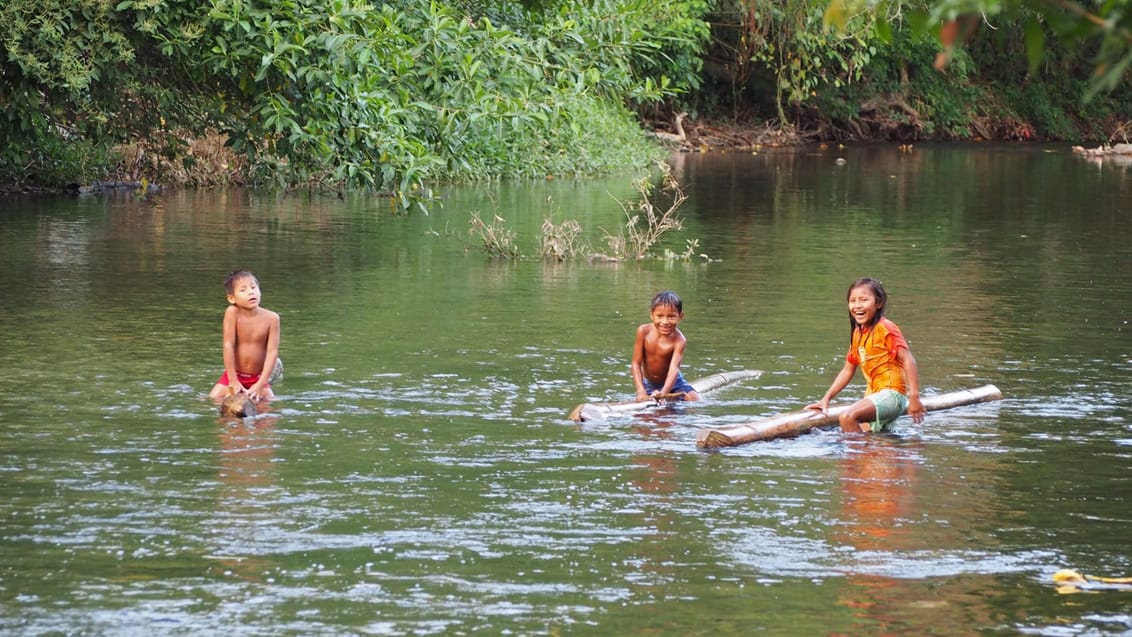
top-left (864, 389), bottom-right (910, 432)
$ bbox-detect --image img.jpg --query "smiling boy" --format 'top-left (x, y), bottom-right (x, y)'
top-left (631, 291), bottom-right (701, 402)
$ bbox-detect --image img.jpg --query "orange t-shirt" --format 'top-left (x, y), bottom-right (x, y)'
top-left (846, 318), bottom-right (909, 396)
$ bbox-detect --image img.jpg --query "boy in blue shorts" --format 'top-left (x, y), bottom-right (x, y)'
top-left (631, 291), bottom-right (701, 402)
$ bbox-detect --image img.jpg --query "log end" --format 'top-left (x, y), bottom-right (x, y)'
top-left (567, 404), bottom-right (586, 421)
top-left (220, 392), bottom-right (257, 418)
top-left (567, 403), bottom-right (610, 422)
top-left (696, 429), bottom-right (734, 449)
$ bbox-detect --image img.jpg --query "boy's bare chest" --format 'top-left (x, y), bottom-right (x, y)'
top-left (236, 313), bottom-right (272, 341)
top-left (646, 331), bottom-right (678, 356)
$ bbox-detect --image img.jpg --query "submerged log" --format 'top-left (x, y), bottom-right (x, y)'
top-left (1072, 143), bottom-right (1132, 157)
top-left (696, 384), bottom-right (1002, 448)
top-left (219, 391), bottom-right (257, 418)
top-left (567, 369), bottom-right (763, 422)
top-left (216, 359), bottom-right (280, 418)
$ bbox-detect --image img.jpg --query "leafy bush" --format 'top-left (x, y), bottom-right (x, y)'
top-left (1, 0), bottom-right (686, 205)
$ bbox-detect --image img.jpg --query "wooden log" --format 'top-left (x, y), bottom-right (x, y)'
top-left (567, 369), bottom-right (763, 422)
top-left (696, 384), bottom-right (1003, 448)
top-left (219, 391), bottom-right (257, 419)
top-left (217, 359), bottom-right (280, 419)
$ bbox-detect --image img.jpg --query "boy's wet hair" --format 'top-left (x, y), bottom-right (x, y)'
top-left (650, 290), bottom-right (683, 313)
top-left (846, 276), bottom-right (887, 334)
top-left (224, 269), bottom-right (259, 295)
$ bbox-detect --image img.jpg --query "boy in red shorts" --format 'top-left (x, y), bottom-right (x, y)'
top-left (208, 269), bottom-right (280, 402)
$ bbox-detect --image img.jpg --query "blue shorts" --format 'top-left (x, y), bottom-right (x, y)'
top-left (864, 389), bottom-right (910, 432)
top-left (643, 373), bottom-right (697, 397)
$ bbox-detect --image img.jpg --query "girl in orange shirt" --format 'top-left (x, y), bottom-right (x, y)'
top-left (807, 277), bottom-right (925, 432)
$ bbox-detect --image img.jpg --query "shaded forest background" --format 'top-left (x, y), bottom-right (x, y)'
top-left (2, 0), bottom-right (1130, 205)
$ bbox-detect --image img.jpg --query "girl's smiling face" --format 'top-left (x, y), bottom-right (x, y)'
top-left (847, 285), bottom-right (881, 327)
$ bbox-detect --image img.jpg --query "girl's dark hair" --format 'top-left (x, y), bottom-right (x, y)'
top-left (846, 277), bottom-right (887, 336)
top-left (651, 290), bottom-right (683, 313)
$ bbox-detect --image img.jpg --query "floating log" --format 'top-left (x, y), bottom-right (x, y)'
top-left (219, 391), bottom-right (257, 418)
top-left (1071, 143), bottom-right (1132, 157)
top-left (217, 359), bottom-right (280, 419)
top-left (567, 369), bottom-right (763, 422)
top-left (696, 384), bottom-right (1002, 448)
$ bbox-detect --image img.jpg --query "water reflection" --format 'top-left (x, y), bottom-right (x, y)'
top-left (832, 437), bottom-right (923, 634)
top-left (624, 413), bottom-right (682, 598)
top-left (209, 410), bottom-right (282, 583)
top-left (628, 412), bottom-right (681, 495)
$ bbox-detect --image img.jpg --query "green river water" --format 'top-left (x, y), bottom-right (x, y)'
top-left (1, 144), bottom-right (1130, 635)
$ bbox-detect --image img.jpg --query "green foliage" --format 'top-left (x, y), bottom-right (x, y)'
top-left (704, 0), bottom-right (881, 122)
top-left (1015, 83), bottom-right (1075, 139)
top-left (199, 0), bottom-right (443, 208)
top-left (1, 0), bottom-right (681, 203)
top-left (5, 0), bottom-right (1130, 193)
top-left (813, 27), bottom-right (982, 138)
top-left (0, 128), bottom-right (113, 188)
top-left (846, 0), bottom-right (1132, 100)
top-left (701, 0), bottom-right (1129, 141)
top-left (456, 0), bottom-right (713, 101)
top-left (0, 0), bottom-right (191, 186)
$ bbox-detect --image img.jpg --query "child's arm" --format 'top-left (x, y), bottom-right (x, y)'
top-left (631, 325), bottom-right (651, 400)
top-left (898, 347), bottom-right (925, 422)
top-left (245, 311), bottom-right (280, 401)
top-left (220, 305), bottom-right (245, 393)
top-left (806, 361), bottom-right (857, 413)
top-left (658, 337), bottom-right (688, 395)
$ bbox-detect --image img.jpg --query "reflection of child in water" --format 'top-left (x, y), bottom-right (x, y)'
top-left (832, 439), bottom-right (921, 632)
top-left (807, 277), bottom-right (924, 433)
top-left (208, 269), bottom-right (280, 402)
top-left (631, 291), bottom-right (701, 402)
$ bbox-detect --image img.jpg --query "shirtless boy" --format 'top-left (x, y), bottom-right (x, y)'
top-left (631, 291), bottom-right (701, 402)
top-left (208, 269), bottom-right (280, 402)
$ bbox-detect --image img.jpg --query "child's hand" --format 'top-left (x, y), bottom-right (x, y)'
top-left (636, 390), bottom-right (652, 401)
top-left (907, 394), bottom-right (926, 423)
top-left (805, 399), bottom-right (829, 414)
top-left (245, 382), bottom-right (266, 402)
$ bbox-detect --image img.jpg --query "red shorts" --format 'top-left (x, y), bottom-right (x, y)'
top-left (216, 371), bottom-right (266, 389)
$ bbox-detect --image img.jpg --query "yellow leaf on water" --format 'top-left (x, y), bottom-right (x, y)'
top-left (1052, 569), bottom-right (1086, 583)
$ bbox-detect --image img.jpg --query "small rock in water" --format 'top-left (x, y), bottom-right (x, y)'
top-left (269, 358), bottom-right (284, 384)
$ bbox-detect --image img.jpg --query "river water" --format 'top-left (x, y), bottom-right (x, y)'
top-left (1, 144), bottom-right (1130, 635)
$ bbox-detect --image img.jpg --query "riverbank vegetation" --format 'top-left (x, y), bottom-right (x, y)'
top-left (469, 161), bottom-right (703, 261)
top-left (3, 0), bottom-right (1130, 204)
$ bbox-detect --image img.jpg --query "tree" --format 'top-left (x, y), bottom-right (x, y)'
top-left (825, 0), bottom-right (1132, 100)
